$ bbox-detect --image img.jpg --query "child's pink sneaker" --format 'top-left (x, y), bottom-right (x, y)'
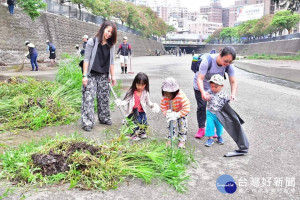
top-left (213, 133), bottom-right (218, 138)
top-left (178, 141), bottom-right (186, 149)
top-left (195, 128), bottom-right (205, 139)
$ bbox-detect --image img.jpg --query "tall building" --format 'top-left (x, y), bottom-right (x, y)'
top-left (222, 8), bottom-right (229, 27)
top-left (189, 15), bottom-right (223, 40)
top-left (223, 0), bottom-right (276, 27)
top-left (200, 0), bottom-right (223, 23)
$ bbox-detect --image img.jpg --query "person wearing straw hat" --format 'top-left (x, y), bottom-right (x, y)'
top-left (116, 36), bottom-right (131, 74)
top-left (25, 41), bottom-right (39, 71)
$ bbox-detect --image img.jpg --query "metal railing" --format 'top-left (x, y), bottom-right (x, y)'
top-left (44, 0), bottom-right (157, 40)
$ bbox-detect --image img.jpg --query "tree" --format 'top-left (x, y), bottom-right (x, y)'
top-left (111, 1), bottom-right (129, 25)
top-left (207, 28), bottom-right (223, 43)
top-left (220, 27), bottom-right (237, 43)
top-left (236, 20), bottom-right (258, 40)
top-left (91, 0), bottom-right (112, 19)
top-left (271, 10), bottom-right (300, 34)
top-left (272, 0), bottom-right (300, 13)
top-left (17, 0), bottom-right (47, 20)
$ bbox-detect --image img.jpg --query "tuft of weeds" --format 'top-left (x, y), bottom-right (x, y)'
top-left (247, 53), bottom-right (300, 60)
top-left (0, 55), bottom-right (121, 132)
top-left (0, 133), bottom-right (194, 193)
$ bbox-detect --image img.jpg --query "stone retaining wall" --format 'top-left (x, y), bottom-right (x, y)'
top-left (0, 4), bottom-right (164, 65)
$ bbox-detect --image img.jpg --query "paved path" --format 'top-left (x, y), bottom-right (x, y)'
top-left (1, 55), bottom-right (299, 199)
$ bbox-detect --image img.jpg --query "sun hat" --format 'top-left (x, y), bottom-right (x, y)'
top-left (161, 77), bottom-right (179, 92)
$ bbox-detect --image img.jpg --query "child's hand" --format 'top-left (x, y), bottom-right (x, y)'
top-left (230, 95), bottom-right (237, 101)
top-left (115, 99), bottom-right (127, 107)
top-left (151, 103), bottom-right (160, 113)
top-left (166, 112), bottom-right (180, 123)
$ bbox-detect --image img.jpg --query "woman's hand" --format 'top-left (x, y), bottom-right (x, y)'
top-left (111, 78), bottom-right (116, 86)
top-left (82, 77), bottom-right (88, 86)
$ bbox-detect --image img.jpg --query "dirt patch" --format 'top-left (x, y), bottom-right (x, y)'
top-left (31, 142), bottom-right (101, 176)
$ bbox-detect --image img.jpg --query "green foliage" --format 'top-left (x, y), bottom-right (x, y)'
top-left (247, 53), bottom-right (300, 60)
top-left (0, 133), bottom-right (194, 192)
top-left (271, 10), bottom-right (300, 34)
top-left (17, 0), bottom-right (47, 20)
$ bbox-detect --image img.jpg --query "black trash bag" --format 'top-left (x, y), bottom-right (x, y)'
top-left (216, 101), bottom-right (249, 154)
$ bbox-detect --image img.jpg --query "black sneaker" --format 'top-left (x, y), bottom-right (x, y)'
top-left (83, 126), bottom-right (92, 132)
top-left (100, 120), bottom-right (112, 125)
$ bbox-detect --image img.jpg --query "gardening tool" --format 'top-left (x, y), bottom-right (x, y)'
top-left (109, 82), bottom-right (128, 126)
top-left (169, 101), bottom-right (174, 149)
top-left (128, 56), bottom-right (134, 74)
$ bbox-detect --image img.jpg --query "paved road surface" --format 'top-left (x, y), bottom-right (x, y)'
top-left (0, 55), bottom-right (299, 199)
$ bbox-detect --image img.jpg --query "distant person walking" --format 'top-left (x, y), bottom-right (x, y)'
top-left (46, 40), bottom-right (56, 64)
top-left (75, 44), bottom-right (81, 57)
top-left (192, 50), bottom-right (195, 56)
top-left (81, 21), bottom-right (117, 132)
top-left (81, 35), bottom-right (88, 56)
top-left (25, 41), bottom-right (39, 71)
top-left (7, 0), bottom-right (15, 14)
top-left (117, 36), bottom-right (132, 74)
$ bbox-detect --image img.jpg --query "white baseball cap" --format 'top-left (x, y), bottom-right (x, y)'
top-left (209, 74), bottom-right (224, 85)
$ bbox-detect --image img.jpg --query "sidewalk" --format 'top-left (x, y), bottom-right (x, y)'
top-left (234, 59), bottom-right (300, 83)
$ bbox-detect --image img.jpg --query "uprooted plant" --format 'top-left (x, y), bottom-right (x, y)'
top-left (0, 133), bottom-right (195, 193)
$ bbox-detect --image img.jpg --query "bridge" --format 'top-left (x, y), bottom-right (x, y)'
top-left (162, 41), bottom-right (206, 54)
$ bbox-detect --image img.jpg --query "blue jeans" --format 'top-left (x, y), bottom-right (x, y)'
top-left (205, 110), bottom-right (223, 137)
top-left (8, 5), bottom-right (14, 14)
top-left (128, 111), bottom-right (148, 135)
top-left (30, 54), bottom-right (38, 70)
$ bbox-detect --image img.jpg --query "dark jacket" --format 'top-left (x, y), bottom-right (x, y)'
top-left (7, 0), bottom-right (15, 5)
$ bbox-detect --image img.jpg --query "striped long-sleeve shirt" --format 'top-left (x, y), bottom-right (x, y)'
top-left (160, 90), bottom-right (190, 118)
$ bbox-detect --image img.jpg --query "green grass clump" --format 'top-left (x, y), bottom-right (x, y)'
top-left (0, 77), bottom-right (79, 132)
top-left (0, 133), bottom-right (194, 193)
top-left (247, 53), bottom-right (300, 60)
top-left (0, 54), bottom-right (121, 132)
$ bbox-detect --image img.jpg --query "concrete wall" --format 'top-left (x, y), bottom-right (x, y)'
top-left (0, 4), bottom-right (164, 65)
top-left (200, 39), bottom-right (300, 56)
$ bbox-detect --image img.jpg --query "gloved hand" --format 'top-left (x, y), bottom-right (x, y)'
top-left (115, 99), bottom-right (127, 107)
top-left (166, 111), bottom-right (180, 123)
top-left (151, 103), bottom-right (160, 113)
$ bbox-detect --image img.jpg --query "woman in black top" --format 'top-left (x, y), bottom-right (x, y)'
top-left (81, 21), bottom-right (117, 132)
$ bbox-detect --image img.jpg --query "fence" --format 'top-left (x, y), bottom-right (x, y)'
top-left (44, 0), bottom-right (157, 40)
top-left (243, 33), bottom-right (300, 44)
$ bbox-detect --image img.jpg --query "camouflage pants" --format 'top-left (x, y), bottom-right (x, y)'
top-left (167, 116), bottom-right (188, 142)
top-left (81, 73), bottom-right (110, 128)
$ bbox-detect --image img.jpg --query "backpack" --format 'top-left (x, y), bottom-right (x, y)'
top-left (191, 53), bottom-right (230, 79)
top-left (49, 43), bottom-right (56, 51)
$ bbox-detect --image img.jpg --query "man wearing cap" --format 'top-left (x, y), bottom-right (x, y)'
top-left (116, 36), bottom-right (132, 74)
top-left (81, 35), bottom-right (89, 56)
top-left (46, 40), bottom-right (56, 64)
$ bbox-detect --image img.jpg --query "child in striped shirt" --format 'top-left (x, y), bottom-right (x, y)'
top-left (160, 77), bottom-right (190, 148)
